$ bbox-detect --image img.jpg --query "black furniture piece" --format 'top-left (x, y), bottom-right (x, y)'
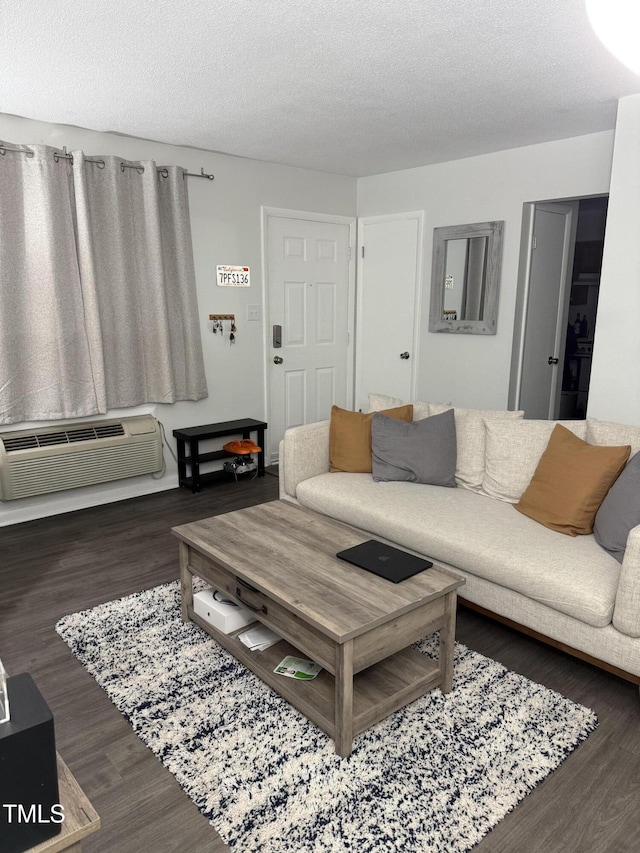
top-left (173, 419), bottom-right (268, 493)
top-left (1, 673), bottom-right (61, 852)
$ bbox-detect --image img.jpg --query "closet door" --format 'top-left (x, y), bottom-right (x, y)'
top-left (355, 211), bottom-right (424, 411)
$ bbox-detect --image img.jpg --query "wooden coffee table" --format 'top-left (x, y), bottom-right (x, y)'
top-left (173, 500), bottom-right (464, 758)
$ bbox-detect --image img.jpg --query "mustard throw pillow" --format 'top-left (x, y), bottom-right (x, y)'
top-left (514, 424), bottom-right (630, 536)
top-left (329, 404), bottom-right (413, 473)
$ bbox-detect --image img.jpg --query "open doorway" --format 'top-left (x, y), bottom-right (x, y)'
top-left (509, 195), bottom-right (608, 419)
top-left (560, 197), bottom-right (608, 418)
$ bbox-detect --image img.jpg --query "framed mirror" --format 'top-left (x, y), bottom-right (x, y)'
top-left (429, 220), bottom-right (504, 335)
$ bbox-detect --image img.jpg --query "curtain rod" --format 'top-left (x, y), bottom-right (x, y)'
top-left (0, 144), bottom-right (214, 180)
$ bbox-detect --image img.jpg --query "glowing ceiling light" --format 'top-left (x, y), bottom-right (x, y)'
top-left (586, 0), bottom-right (640, 75)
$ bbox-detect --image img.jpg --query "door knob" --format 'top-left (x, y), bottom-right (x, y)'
top-left (400, 352), bottom-right (410, 360)
top-left (273, 356), bottom-right (284, 364)
top-left (548, 356), bottom-right (559, 365)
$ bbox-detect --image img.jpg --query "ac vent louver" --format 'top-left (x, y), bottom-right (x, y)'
top-left (0, 416), bottom-right (162, 500)
top-left (3, 423), bottom-right (126, 453)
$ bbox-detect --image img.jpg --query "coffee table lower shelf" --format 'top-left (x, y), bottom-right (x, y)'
top-left (188, 608), bottom-right (441, 748)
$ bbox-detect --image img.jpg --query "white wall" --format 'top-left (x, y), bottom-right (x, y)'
top-left (0, 113), bottom-right (356, 525)
top-left (357, 131), bottom-right (614, 410)
top-left (4, 108), bottom-right (638, 526)
top-left (588, 95), bottom-right (640, 426)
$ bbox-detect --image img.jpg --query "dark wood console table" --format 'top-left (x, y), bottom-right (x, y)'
top-left (173, 418), bottom-right (267, 493)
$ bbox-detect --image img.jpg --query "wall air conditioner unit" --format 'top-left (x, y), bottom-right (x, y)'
top-left (0, 415), bottom-right (163, 501)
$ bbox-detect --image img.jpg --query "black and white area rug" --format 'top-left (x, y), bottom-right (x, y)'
top-left (56, 582), bottom-right (597, 853)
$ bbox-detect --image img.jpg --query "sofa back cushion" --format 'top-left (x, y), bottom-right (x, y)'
top-left (371, 408), bottom-right (457, 486)
top-left (586, 418), bottom-right (640, 455)
top-left (368, 392), bottom-right (432, 422)
top-left (329, 404), bottom-right (413, 473)
top-left (514, 424), bottom-right (631, 536)
top-left (368, 392), bottom-right (408, 411)
top-left (429, 405), bottom-right (525, 492)
top-left (482, 419), bottom-right (587, 503)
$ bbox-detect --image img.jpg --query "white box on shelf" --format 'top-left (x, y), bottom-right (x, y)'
top-left (193, 588), bottom-right (256, 634)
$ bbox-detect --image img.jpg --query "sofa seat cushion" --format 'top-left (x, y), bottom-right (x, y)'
top-left (295, 473), bottom-right (620, 628)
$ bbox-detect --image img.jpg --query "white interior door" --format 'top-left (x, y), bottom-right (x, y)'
top-left (515, 203), bottom-right (577, 418)
top-left (265, 212), bottom-right (354, 461)
top-left (355, 212), bottom-right (423, 412)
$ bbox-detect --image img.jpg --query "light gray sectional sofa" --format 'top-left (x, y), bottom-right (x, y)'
top-left (279, 394), bottom-right (640, 688)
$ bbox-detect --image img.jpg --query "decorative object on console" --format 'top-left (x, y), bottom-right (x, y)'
top-left (222, 439), bottom-right (261, 455)
top-left (56, 581), bottom-right (597, 853)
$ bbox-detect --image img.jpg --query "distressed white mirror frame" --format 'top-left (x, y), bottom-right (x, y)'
top-left (428, 220), bottom-right (504, 335)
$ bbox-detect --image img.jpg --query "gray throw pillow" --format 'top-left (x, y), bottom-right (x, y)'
top-left (371, 409), bottom-right (457, 487)
top-left (593, 451), bottom-right (640, 563)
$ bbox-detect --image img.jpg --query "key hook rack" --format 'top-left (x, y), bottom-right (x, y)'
top-left (209, 314), bottom-right (237, 343)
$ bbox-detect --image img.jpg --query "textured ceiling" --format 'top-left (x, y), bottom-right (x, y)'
top-left (2, 0), bottom-right (639, 177)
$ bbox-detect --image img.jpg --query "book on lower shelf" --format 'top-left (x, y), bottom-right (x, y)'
top-left (238, 624), bottom-right (282, 651)
top-left (274, 655), bottom-right (322, 680)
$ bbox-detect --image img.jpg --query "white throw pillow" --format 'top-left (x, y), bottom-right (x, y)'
top-left (367, 392), bottom-right (435, 422)
top-left (428, 405), bottom-right (525, 492)
top-left (586, 418), bottom-right (640, 455)
top-left (368, 392), bottom-right (407, 412)
top-left (482, 419), bottom-right (588, 503)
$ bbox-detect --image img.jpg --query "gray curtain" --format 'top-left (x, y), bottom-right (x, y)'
top-left (0, 143), bottom-right (101, 422)
top-left (0, 143), bottom-right (207, 424)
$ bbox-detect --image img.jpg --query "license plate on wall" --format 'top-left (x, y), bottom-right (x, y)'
top-left (216, 265), bottom-right (250, 286)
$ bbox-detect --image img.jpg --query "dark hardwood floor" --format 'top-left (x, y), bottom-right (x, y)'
top-left (1, 477), bottom-right (639, 853)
